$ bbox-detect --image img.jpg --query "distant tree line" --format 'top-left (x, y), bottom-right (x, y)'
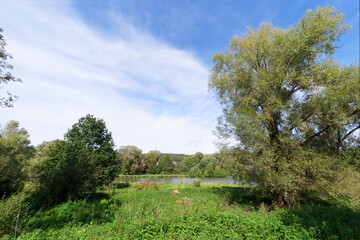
top-left (116, 146), bottom-right (229, 177)
top-left (0, 115), bottom-right (233, 202)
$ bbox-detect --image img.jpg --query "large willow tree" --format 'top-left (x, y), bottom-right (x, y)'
top-left (210, 6), bottom-right (359, 206)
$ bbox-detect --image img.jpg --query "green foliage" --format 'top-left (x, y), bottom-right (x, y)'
top-left (113, 182), bottom-right (130, 189)
top-left (0, 191), bottom-right (29, 238)
top-left (162, 153), bottom-right (189, 163)
top-left (0, 121), bottom-right (34, 197)
top-left (188, 169), bottom-right (195, 178)
top-left (193, 180), bottom-right (201, 187)
top-left (182, 156), bottom-right (195, 172)
top-left (209, 5), bottom-right (359, 206)
top-left (144, 150), bottom-right (162, 174)
top-left (193, 152), bottom-right (204, 165)
top-left (0, 28), bottom-right (22, 107)
top-left (213, 166), bottom-right (227, 178)
top-left (3, 183), bottom-right (360, 239)
top-left (118, 145), bottom-right (144, 175)
top-left (37, 114), bottom-right (119, 201)
top-left (339, 147), bottom-right (360, 170)
top-left (204, 163), bottom-right (214, 177)
top-left (194, 169), bottom-right (203, 178)
top-left (159, 154), bottom-right (174, 174)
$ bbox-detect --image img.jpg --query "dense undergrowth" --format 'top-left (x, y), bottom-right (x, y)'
top-left (1, 182), bottom-right (359, 239)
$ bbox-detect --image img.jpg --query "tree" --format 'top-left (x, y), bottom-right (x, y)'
top-left (144, 150), bottom-right (162, 174)
top-left (182, 156), bottom-right (195, 172)
top-left (193, 152), bottom-right (204, 166)
top-left (29, 141), bottom-right (57, 180)
top-left (37, 114), bottom-right (119, 201)
top-left (209, 6), bottom-right (359, 206)
top-left (159, 154), bottom-right (174, 174)
top-left (117, 145), bottom-right (143, 175)
top-left (204, 162), bottom-right (214, 177)
top-left (188, 169), bottom-right (195, 178)
top-left (213, 166), bottom-right (226, 178)
top-left (0, 28), bottom-right (21, 107)
top-left (0, 121), bottom-right (34, 197)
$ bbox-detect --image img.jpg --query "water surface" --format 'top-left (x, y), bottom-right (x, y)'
top-left (117, 177), bottom-right (242, 184)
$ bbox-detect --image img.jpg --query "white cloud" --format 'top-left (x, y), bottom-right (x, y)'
top-left (0, 0), bottom-right (221, 154)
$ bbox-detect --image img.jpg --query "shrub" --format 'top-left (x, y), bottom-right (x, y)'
top-left (114, 182), bottom-right (130, 189)
top-left (193, 180), bottom-right (201, 188)
top-left (37, 115), bottom-right (119, 202)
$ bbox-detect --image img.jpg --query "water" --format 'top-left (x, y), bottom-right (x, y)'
top-left (116, 177), bottom-right (242, 184)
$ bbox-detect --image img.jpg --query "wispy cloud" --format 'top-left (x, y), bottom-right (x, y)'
top-left (0, 0), bottom-right (220, 154)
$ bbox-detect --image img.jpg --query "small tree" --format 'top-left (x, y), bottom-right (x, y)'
top-left (37, 114), bottom-right (119, 201)
top-left (182, 156), bottom-right (195, 172)
top-left (117, 145), bottom-right (143, 175)
top-left (159, 155), bottom-right (174, 174)
top-left (188, 169), bottom-right (195, 178)
top-left (204, 163), bottom-right (214, 177)
top-left (144, 150), bottom-right (162, 174)
top-left (0, 121), bottom-right (34, 197)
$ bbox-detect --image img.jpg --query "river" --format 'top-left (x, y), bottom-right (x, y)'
top-left (116, 177), bottom-right (243, 184)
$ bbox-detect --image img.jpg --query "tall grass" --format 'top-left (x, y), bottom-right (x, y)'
top-left (1, 182), bottom-right (359, 239)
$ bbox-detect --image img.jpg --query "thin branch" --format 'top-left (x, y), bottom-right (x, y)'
top-left (340, 125), bottom-right (360, 143)
top-left (301, 125), bottom-right (330, 146)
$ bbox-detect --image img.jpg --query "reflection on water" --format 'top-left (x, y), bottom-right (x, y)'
top-left (117, 177), bottom-right (242, 184)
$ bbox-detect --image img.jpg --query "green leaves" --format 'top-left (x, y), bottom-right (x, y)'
top-left (37, 115), bottom-right (119, 201)
top-left (0, 121), bottom-right (34, 197)
top-left (209, 5), bottom-right (359, 206)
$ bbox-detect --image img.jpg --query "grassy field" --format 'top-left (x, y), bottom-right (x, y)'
top-left (1, 182), bottom-right (360, 239)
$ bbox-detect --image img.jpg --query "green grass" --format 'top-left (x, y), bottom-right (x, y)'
top-left (1, 182), bottom-right (360, 239)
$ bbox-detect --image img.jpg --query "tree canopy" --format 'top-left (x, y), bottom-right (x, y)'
top-left (209, 5), bottom-right (360, 206)
top-left (0, 121), bottom-right (34, 197)
top-left (117, 145), bottom-right (144, 175)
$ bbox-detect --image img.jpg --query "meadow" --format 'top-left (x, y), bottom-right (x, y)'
top-left (1, 182), bottom-right (359, 239)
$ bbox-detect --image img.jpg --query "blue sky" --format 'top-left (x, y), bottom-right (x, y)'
top-left (72, 0), bottom-right (359, 65)
top-left (0, 0), bottom-right (358, 154)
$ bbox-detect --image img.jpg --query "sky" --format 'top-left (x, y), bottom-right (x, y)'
top-left (0, 0), bottom-right (358, 154)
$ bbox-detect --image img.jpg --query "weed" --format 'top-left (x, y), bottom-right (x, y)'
top-left (193, 180), bottom-right (201, 188)
top-left (137, 182), bottom-right (159, 190)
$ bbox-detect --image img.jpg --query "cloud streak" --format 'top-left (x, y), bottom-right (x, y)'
top-left (0, 0), bottom-right (220, 154)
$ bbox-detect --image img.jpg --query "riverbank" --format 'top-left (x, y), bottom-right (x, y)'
top-left (1, 182), bottom-right (359, 239)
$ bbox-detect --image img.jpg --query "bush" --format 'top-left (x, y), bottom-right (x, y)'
top-left (114, 182), bottom-right (130, 189)
top-left (193, 180), bottom-right (201, 188)
top-left (37, 115), bottom-right (119, 202)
